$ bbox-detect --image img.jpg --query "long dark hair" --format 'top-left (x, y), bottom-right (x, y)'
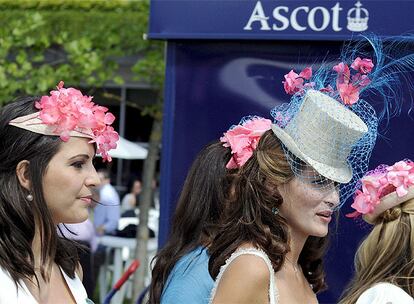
top-left (0, 97), bottom-right (79, 287)
top-left (208, 130), bottom-right (328, 292)
top-left (148, 141), bottom-right (232, 303)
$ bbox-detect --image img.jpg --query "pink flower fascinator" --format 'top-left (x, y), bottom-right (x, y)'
top-left (283, 56), bottom-right (373, 106)
top-left (347, 159), bottom-right (414, 222)
top-left (220, 116), bottom-right (272, 169)
top-left (8, 81), bottom-right (119, 162)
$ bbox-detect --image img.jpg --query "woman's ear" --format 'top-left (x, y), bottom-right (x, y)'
top-left (16, 160), bottom-right (31, 191)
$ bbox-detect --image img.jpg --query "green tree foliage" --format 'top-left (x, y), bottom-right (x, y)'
top-left (0, 0), bottom-right (164, 105)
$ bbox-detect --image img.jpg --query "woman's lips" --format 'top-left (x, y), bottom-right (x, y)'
top-left (79, 196), bottom-right (92, 204)
top-left (316, 210), bottom-right (332, 223)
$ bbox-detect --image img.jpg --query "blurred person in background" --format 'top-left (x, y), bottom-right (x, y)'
top-left (121, 177), bottom-right (142, 216)
top-left (93, 169), bottom-right (120, 236)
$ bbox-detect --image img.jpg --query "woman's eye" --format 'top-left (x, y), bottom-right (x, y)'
top-left (311, 178), bottom-right (333, 187)
top-left (311, 179), bottom-right (325, 185)
top-left (72, 161), bottom-right (85, 169)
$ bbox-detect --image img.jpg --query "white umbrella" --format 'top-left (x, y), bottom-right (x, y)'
top-left (105, 136), bottom-right (148, 160)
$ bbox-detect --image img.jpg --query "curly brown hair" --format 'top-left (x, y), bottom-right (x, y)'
top-left (208, 130), bottom-right (328, 293)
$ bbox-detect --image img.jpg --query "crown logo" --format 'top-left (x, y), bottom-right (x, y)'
top-left (347, 1), bottom-right (369, 32)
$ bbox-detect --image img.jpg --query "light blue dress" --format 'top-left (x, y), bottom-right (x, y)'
top-left (161, 246), bottom-right (213, 304)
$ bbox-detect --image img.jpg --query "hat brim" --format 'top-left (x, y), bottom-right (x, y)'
top-left (363, 186), bottom-right (414, 224)
top-left (271, 124), bottom-right (352, 184)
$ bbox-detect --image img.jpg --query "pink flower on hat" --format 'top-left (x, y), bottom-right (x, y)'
top-left (35, 81), bottom-right (119, 162)
top-left (282, 57), bottom-right (374, 107)
top-left (333, 58), bottom-right (374, 106)
top-left (299, 67), bottom-right (312, 80)
top-left (350, 175), bottom-right (383, 215)
top-left (221, 117), bottom-right (272, 169)
top-left (386, 160), bottom-right (414, 197)
top-left (347, 160), bottom-right (414, 218)
top-left (351, 57), bottom-right (374, 74)
top-left (338, 83), bottom-right (360, 106)
top-left (352, 73), bottom-right (371, 88)
top-left (333, 62), bottom-right (351, 85)
top-left (319, 85), bottom-right (334, 94)
top-left (283, 70), bottom-right (304, 95)
top-left (283, 67), bottom-right (313, 95)
top-left (93, 126), bottom-right (119, 162)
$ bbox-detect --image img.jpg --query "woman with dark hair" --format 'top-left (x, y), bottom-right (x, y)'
top-left (208, 54), bottom-right (382, 302)
top-left (148, 140), bottom-right (233, 303)
top-left (149, 116), bottom-right (273, 304)
top-left (121, 178), bottom-right (142, 214)
top-left (340, 160), bottom-right (414, 304)
top-left (0, 82), bottom-right (119, 303)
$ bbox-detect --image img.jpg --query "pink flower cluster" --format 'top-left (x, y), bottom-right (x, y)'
top-left (35, 81), bottom-right (119, 162)
top-left (220, 117), bottom-right (272, 169)
top-left (282, 67), bottom-right (313, 95)
top-left (348, 160), bottom-right (414, 217)
top-left (282, 57), bottom-right (374, 106)
top-left (334, 57), bottom-right (373, 105)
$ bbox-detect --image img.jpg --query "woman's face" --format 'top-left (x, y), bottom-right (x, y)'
top-left (132, 180), bottom-right (142, 194)
top-left (278, 169), bottom-right (339, 239)
top-left (43, 137), bottom-right (100, 224)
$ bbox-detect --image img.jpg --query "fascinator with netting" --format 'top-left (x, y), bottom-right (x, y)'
top-left (270, 35), bottom-right (413, 206)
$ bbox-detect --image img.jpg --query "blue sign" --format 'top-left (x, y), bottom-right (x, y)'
top-left (153, 1), bottom-right (414, 302)
top-left (149, 1), bottom-right (414, 40)
top-left (158, 39), bottom-right (414, 303)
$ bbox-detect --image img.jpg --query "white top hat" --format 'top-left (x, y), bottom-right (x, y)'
top-left (271, 90), bottom-right (368, 183)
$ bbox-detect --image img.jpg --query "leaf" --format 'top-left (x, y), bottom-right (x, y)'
top-left (0, 0), bottom-right (164, 115)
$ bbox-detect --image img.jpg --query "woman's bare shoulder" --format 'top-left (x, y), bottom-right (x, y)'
top-left (212, 249), bottom-right (271, 304)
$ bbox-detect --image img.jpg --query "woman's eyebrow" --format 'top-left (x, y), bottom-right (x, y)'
top-left (68, 154), bottom-right (90, 161)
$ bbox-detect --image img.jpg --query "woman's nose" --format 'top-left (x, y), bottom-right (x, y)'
top-left (86, 168), bottom-right (101, 188)
top-left (325, 186), bottom-right (340, 208)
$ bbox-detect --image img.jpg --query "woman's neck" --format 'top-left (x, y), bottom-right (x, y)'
top-left (32, 225), bottom-right (53, 272)
top-left (285, 228), bottom-right (308, 266)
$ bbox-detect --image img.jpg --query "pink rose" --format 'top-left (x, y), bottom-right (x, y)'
top-left (386, 160), bottom-right (414, 197)
top-left (299, 67), bottom-right (312, 80)
top-left (351, 57), bottom-right (374, 74)
top-left (221, 118), bottom-right (272, 169)
top-left (338, 83), bottom-right (359, 105)
top-left (333, 62), bottom-right (351, 85)
top-left (350, 174), bottom-right (384, 215)
top-left (351, 190), bottom-right (375, 215)
top-left (283, 70), bottom-right (304, 95)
